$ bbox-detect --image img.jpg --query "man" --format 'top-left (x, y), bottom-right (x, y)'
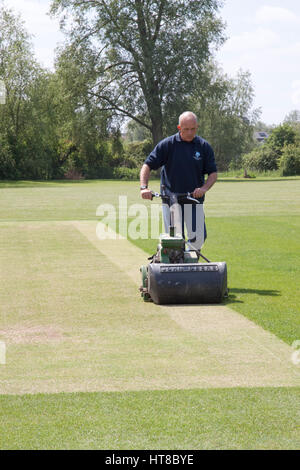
top-left (140, 111), bottom-right (217, 250)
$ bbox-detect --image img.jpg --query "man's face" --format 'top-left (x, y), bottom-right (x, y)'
top-left (177, 118), bottom-right (198, 142)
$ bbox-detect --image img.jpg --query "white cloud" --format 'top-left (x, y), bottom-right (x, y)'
top-left (222, 27), bottom-right (279, 53)
top-left (216, 1), bottom-right (300, 124)
top-left (255, 5), bottom-right (300, 24)
top-left (6, 0), bottom-right (58, 34)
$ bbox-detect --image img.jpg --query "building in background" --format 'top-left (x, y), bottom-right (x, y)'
top-left (254, 131), bottom-right (269, 144)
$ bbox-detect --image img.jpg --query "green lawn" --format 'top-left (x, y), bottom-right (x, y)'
top-left (0, 177), bottom-right (299, 449)
top-left (132, 215), bottom-right (300, 345)
top-left (0, 387), bottom-right (299, 450)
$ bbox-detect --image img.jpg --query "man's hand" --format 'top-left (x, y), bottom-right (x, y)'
top-left (192, 172), bottom-right (218, 199)
top-left (140, 164), bottom-right (152, 199)
top-left (192, 187), bottom-right (206, 199)
top-left (141, 188), bottom-right (153, 200)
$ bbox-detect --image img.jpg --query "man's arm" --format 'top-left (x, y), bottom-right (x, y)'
top-left (140, 163), bottom-right (153, 199)
top-left (192, 172), bottom-right (217, 199)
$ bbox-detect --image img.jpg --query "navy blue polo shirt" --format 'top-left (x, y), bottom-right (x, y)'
top-left (144, 133), bottom-right (217, 202)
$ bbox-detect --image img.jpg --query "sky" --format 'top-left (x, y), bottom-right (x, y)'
top-left (3, 0), bottom-right (300, 126)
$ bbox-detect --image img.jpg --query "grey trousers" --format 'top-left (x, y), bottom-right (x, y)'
top-left (162, 202), bottom-right (205, 250)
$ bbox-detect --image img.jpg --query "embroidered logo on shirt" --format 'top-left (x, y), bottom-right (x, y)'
top-left (193, 151), bottom-right (201, 160)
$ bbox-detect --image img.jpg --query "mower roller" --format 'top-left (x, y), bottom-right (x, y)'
top-left (139, 190), bottom-right (228, 304)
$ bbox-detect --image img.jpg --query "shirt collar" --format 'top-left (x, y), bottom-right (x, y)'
top-left (175, 132), bottom-right (198, 143)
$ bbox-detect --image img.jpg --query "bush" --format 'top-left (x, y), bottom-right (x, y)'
top-left (112, 167), bottom-right (140, 180)
top-left (266, 123), bottom-right (297, 152)
top-left (124, 139), bottom-right (152, 166)
top-left (228, 155), bottom-right (243, 171)
top-left (85, 141), bottom-right (113, 178)
top-left (0, 138), bottom-right (18, 178)
top-left (279, 144), bottom-right (300, 176)
top-left (64, 168), bottom-right (84, 179)
top-left (242, 145), bottom-right (278, 172)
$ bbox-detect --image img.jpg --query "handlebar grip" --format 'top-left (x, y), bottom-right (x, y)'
top-left (149, 191), bottom-right (200, 203)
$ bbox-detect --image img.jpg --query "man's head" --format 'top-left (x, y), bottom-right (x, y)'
top-left (177, 111), bottom-right (198, 142)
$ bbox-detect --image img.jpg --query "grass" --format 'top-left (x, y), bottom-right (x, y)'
top-left (130, 216), bottom-right (300, 345)
top-left (0, 177), bottom-right (299, 449)
top-left (0, 388), bottom-right (299, 450)
top-left (120, 178), bottom-right (300, 345)
top-left (1, 220), bottom-right (230, 394)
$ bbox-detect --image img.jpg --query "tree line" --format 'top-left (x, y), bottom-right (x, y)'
top-left (242, 117), bottom-right (300, 176)
top-left (0, 1), bottom-right (298, 180)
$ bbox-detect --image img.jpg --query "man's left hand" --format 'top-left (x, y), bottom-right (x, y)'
top-left (192, 187), bottom-right (206, 199)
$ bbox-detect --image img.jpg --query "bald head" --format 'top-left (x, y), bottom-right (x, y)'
top-left (178, 111), bottom-right (198, 126)
top-left (177, 111), bottom-right (198, 142)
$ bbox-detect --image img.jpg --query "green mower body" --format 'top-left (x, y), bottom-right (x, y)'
top-left (140, 230), bottom-right (227, 305)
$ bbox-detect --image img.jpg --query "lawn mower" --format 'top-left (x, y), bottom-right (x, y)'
top-left (139, 189), bottom-right (228, 304)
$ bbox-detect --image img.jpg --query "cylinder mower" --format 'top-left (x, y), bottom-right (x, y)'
top-left (139, 190), bottom-right (228, 304)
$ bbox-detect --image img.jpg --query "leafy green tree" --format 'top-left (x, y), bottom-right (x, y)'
top-left (266, 123), bottom-right (297, 155)
top-left (283, 110), bottom-right (300, 138)
top-left (0, 5), bottom-right (42, 176)
top-left (190, 66), bottom-right (260, 170)
top-left (284, 110), bottom-right (300, 124)
top-left (0, 5), bottom-right (64, 179)
top-left (51, 0), bottom-right (225, 145)
top-left (0, 134), bottom-right (15, 178)
top-left (253, 121), bottom-right (276, 134)
top-left (126, 119), bottom-right (151, 142)
top-left (54, 33), bottom-right (123, 177)
top-left (0, 4), bottom-right (117, 180)
top-left (242, 123), bottom-right (300, 175)
top-left (242, 145), bottom-right (278, 173)
top-left (279, 144), bottom-right (300, 176)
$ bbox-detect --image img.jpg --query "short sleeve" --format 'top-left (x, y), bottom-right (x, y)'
top-left (144, 139), bottom-right (169, 170)
top-left (203, 142), bottom-right (217, 175)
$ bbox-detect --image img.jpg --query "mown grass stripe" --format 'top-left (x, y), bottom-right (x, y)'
top-left (0, 387), bottom-right (299, 449)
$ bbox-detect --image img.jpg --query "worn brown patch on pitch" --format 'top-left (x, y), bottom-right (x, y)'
top-left (0, 325), bottom-right (64, 344)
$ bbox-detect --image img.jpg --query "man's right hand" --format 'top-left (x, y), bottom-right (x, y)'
top-left (140, 188), bottom-right (153, 200)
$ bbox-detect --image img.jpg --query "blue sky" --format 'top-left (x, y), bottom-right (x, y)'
top-left (216, 0), bottom-right (300, 124)
top-left (4, 0), bottom-right (300, 125)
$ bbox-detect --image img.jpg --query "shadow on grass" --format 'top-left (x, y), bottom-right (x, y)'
top-left (225, 287), bottom-right (281, 304)
top-left (146, 287), bottom-right (281, 308)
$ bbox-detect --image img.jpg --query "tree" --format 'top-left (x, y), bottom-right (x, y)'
top-left (242, 145), bottom-right (278, 173)
top-left (54, 47), bottom-right (115, 178)
top-left (284, 109), bottom-right (300, 124)
top-left (266, 123), bottom-right (297, 155)
top-left (283, 110), bottom-right (300, 137)
top-left (190, 66), bottom-right (260, 170)
top-left (126, 119), bottom-right (151, 141)
top-left (50, 0), bottom-right (225, 144)
top-left (0, 5), bottom-right (78, 179)
top-left (0, 5), bottom-right (42, 177)
top-left (242, 123), bottom-right (299, 174)
top-left (253, 120), bottom-right (276, 136)
top-left (279, 144), bottom-right (300, 176)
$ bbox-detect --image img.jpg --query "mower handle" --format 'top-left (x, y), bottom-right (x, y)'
top-left (151, 191), bottom-right (200, 204)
